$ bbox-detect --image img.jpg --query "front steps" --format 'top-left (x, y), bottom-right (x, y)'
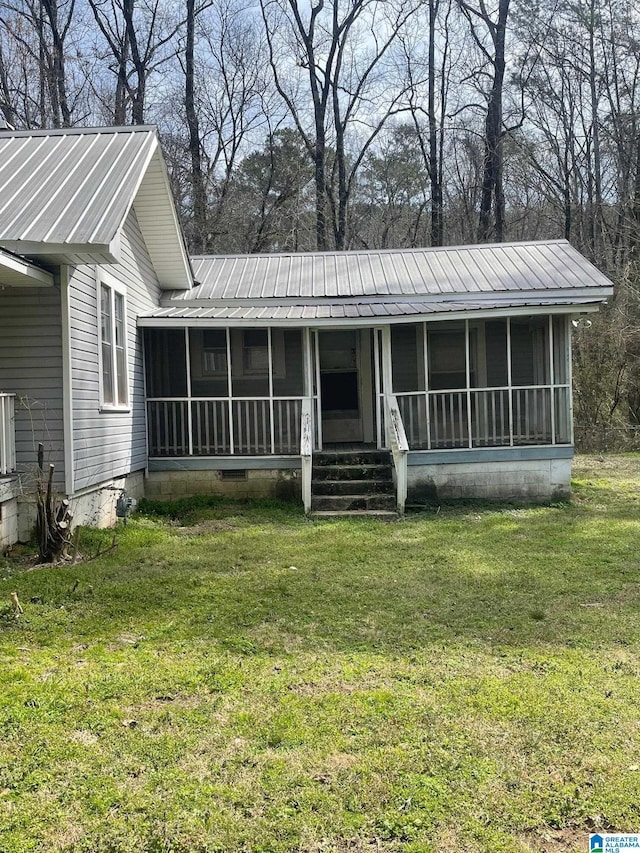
top-left (310, 449), bottom-right (398, 518)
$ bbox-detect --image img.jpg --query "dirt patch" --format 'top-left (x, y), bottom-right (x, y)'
top-left (175, 520), bottom-right (237, 536)
top-left (518, 827), bottom-right (610, 852)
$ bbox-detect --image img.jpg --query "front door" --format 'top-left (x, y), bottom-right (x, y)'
top-left (318, 330), bottom-right (374, 444)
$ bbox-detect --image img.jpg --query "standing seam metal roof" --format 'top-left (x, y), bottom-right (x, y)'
top-left (177, 240), bottom-right (612, 303)
top-left (0, 126), bottom-right (157, 246)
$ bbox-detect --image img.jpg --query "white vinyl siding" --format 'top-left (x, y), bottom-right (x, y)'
top-left (0, 287), bottom-right (65, 488)
top-left (69, 207), bottom-right (162, 491)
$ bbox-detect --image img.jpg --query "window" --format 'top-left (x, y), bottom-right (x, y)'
top-left (202, 329), bottom-right (227, 376)
top-left (99, 278), bottom-right (129, 408)
top-left (243, 330), bottom-right (269, 374)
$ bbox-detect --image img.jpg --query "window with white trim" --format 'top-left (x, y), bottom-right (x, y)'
top-left (99, 279), bottom-right (129, 408)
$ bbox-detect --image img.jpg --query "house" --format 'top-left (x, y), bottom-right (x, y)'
top-left (0, 124), bottom-right (614, 546)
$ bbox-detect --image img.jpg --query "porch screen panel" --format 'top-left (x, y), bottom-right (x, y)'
top-left (190, 329), bottom-right (228, 397)
top-left (272, 330), bottom-right (304, 396)
top-left (483, 320), bottom-right (508, 387)
top-left (231, 329), bottom-right (270, 397)
top-left (553, 316), bottom-right (568, 384)
top-left (144, 329), bottom-right (187, 397)
top-left (510, 316), bottom-right (551, 444)
top-left (470, 319), bottom-right (509, 446)
top-left (391, 325), bottom-right (424, 392)
top-left (553, 316), bottom-right (570, 443)
top-left (428, 326), bottom-right (466, 389)
top-left (510, 317), bottom-right (550, 386)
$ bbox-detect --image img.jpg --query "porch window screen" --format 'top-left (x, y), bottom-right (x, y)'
top-left (481, 320), bottom-right (508, 387)
top-left (428, 327), bottom-right (466, 389)
top-left (391, 325), bottom-right (424, 392)
top-left (273, 330), bottom-right (304, 396)
top-left (510, 317), bottom-right (550, 385)
top-left (99, 279), bottom-right (128, 408)
top-left (232, 329), bottom-right (270, 397)
top-left (190, 330), bottom-right (228, 397)
top-left (145, 329), bottom-right (187, 397)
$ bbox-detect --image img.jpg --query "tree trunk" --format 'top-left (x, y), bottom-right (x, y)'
top-left (477, 0), bottom-right (509, 243)
top-left (428, 0), bottom-right (443, 246)
top-left (185, 0), bottom-right (207, 252)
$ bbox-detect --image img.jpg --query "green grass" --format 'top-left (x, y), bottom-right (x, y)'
top-left (1, 454), bottom-right (640, 852)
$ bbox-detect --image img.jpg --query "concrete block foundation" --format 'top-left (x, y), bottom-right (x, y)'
top-left (407, 457), bottom-right (572, 503)
top-left (144, 467), bottom-right (302, 502)
top-left (0, 477), bottom-right (20, 550)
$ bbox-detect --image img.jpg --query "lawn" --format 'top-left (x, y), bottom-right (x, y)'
top-left (1, 454), bottom-right (640, 852)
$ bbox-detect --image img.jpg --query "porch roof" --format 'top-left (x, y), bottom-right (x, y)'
top-left (169, 240), bottom-right (613, 302)
top-left (138, 294), bottom-right (604, 326)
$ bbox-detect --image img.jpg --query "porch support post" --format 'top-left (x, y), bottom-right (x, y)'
top-left (267, 327), bottom-right (275, 454)
top-left (506, 317), bottom-right (514, 446)
top-left (303, 327), bottom-right (314, 447)
top-left (567, 314), bottom-right (574, 446)
top-left (423, 322), bottom-right (431, 450)
top-left (465, 319), bottom-right (472, 448)
top-left (313, 330), bottom-right (323, 450)
top-left (374, 328), bottom-right (382, 449)
top-left (381, 325), bottom-right (393, 396)
top-left (549, 314), bottom-right (556, 445)
top-left (381, 325), bottom-right (393, 451)
top-left (185, 327), bottom-right (193, 456)
top-left (226, 328), bottom-right (234, 454)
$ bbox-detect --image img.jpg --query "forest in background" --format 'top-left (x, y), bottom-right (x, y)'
top-left (1, 0), bottom-right (640, 444)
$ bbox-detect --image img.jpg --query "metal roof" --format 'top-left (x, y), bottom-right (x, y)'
top-left (0, 126), bottom-right (156, 247)
top-left (174, 240), bottom-right (613, 303)
top-left (139, 295), bottom-right (605, 326)
top-left (0, 125), bottom-right (192, 289)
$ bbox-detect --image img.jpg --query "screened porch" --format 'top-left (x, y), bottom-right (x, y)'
top-left (388, 315), bottom-right (572, 450)
top-left (143, 314), bottom-right (573, 458)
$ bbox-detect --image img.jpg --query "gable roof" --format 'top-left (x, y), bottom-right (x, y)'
top-left (0, 125), bottom-right (192, 289)
top-left (178, 240), bottom-right (612, 302)
top-left (139, 240), bottom-right (613, 327)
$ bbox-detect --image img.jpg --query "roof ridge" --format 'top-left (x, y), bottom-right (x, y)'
top-left (188, 240), bottom-right (571, 262)
top-left (0, 124), bottom-right (158, 139)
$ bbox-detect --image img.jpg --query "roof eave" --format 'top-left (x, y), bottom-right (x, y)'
top-left (0, 249), bottom-right (54, 287)
top-left (0, 239), bottom-right (118, 265)
top-left (137, 300), bottom-right (607, 328)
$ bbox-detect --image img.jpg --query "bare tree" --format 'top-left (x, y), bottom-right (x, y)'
top-left (259, 0), bottom-right (420, 251)
top-left (87, 0), bottom-right (182, 124)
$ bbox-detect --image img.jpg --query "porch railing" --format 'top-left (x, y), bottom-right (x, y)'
top-left (396, 385), bottom-right (571, 450)
top-left (0, 393), bottom-right (16, 476)
top-left (147, 397), bottom-right (305, 457)
top-left (385, 394), bottom-right (408, 515)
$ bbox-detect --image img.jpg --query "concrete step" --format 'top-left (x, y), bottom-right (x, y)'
top-left (312, 479), bottom-right (395, 496)
top-left (311, 494), bottom-right (397, 512)
top-left (310, 509), bottom-right (399, 520)
top-left (312, 463), bottom-right (393, 481)
top-left (315, 450), bottom-right (392, 466)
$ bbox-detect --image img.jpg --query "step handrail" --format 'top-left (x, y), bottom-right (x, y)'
top-left (300, 397), bottom-right (313, 514)
top-left (385, 394), bottom-right (408, 515)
